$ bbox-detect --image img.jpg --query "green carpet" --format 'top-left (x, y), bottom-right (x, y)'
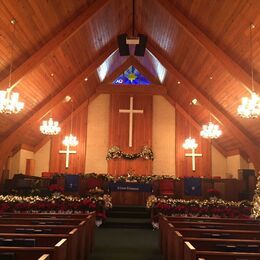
top-left (89, 228), bottom-right (163, 260)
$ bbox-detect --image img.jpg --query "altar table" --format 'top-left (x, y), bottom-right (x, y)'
top-left (108, 182), bottom-right (152, 205)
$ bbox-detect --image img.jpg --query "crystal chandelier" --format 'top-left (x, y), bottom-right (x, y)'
top-left (0, 89), bottom-right (24, 114)
top-left (62, 99), bottom-right (78, 147)
top-left (237, 24), bottom-right (260, 119)
top-left (62, 134), bottom-right (78, 147)
top-left (40, 117), bottom-right (61, 135)
top-left (237, 92), bottom-right (260, 118)
top-left (40, 74), bottom-right (61, 135)
top-left (200, 121), bottom-right (222, 139)
top-left (182, 137), bottom-right (198, 150)
top-left (0, 19), bottom-right (24, 114)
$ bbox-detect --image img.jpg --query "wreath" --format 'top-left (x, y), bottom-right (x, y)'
top-left (106, 146), bottom-right (154, 160)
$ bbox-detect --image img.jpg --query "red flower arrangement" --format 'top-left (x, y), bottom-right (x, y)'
top-left (48, 184), bottom-right (64, 193)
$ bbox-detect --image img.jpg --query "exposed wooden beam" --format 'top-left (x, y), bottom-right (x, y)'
top-left (0, 0), bottom-right (110, 90)
top-left (157, 0), bottom-right (260, 93)
top-left (147, 41), bottom-right (260, 170)
top-left (97, 84), bottom-right (167, 95)
top-left (0, 42), bottom-right (117, 171)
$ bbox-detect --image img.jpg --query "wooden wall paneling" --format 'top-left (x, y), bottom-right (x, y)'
top-left (147, 41), bottom-right (260, 171)
top-left (0, 42), bottom-right (117, 174)
top-left (108, 94), bottom-right (153, 176)
top-left (176, 109), bottom-right (211, 178)
top-left (49, 101), bottom-right (88, 173)
top-left (25, 159), bottom-right (35, 176)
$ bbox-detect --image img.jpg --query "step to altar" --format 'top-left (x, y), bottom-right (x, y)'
top-left (102, 205), bottom-right (152, 229)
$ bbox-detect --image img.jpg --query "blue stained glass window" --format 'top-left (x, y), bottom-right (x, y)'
top-left (113, 66), bottom-right (150, 85)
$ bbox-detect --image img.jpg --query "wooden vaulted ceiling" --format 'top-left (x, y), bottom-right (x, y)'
top-left (0, 0), bottom-right (259, 169)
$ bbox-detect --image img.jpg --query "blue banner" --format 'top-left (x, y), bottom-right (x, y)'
top-left (184, 178), bottom-right (202, 196)
top-left (65, 175), bottom-right (80, 192)
top-left (108, 182), bottom-right (152, 192)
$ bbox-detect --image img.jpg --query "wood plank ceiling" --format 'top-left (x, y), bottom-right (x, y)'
top-left (0, 0), bottom-right (259, 169)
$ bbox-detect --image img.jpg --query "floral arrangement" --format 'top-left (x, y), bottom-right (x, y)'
top-left (48, 184), bottom-right (64, 193)
top-left (207, 188), bottom-right (221, 198)
top-left (147, 195), bottom-right (252, 219)
top-left (106, 146), bottom-right (154, 160)
top-left (0, 194), bottom-right (112, 220)
top-left (110, 174), bottom-right (180, 183)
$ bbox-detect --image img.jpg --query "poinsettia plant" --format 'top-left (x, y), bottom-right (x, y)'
top-left (48, 184), bottom-right (64, 193)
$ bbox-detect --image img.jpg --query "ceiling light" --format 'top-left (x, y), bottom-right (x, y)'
top-left (0, 19), bottom-right (24, 114)
top-left (200, 122), bottom-right (222, 139)
top-left (237, 24), bottom-right (260, 119)
top-left (182, 137), bottom-right (198, 150)
top-left (40, 117), bottom-right (61, 135)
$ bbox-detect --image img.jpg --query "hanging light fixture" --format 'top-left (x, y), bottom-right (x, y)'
top-left (200, 112), bottom-right (222, 139)
top-left (237, 24), bottom-right (260, 118)
top-left (0, 19), bottom-right (24, 114)
top-left (182, 102), bottom-right (199, 150)
top-left (40, 74), bottom-right (61, 135)
top-left (62, 99), bottom-right (79, 147)
top-left (182, 137), bottom-right (198, 150)
top-left (40, 117), bottom-right (61, 135)
top-left (62, 134), bottom-right (79, 147)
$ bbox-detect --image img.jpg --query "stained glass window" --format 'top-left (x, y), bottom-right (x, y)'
top-left (113, 66), bottom-right (150, 85)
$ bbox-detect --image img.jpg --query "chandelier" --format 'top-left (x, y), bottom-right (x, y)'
top-left (237, 92), bottom-right (260, 118)
top-left (40, 117), bottom-right (61, 135)
top-left (62, 134), bottom-right (78, 147)
top-left (182, 137), bottom-right (198, 150)
top-left (40, 74), bottom-right (61, 135)
top-left (0, 19), bottom-right (24, 114)
top-left (200, 121), bottom-right (222, 139)
top-left (237, 24), bottom-right (260, 119)
top-left (0, 89), bottom-right (24, 114)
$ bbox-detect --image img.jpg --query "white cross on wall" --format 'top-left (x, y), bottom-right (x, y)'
top-left (119, 96), bottom-right (144, 147)
top-left (185, 148), bottom-right (202, 171)
top-left (59, 144), bottom-right (77, 169)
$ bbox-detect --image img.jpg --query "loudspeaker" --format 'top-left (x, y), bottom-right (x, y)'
top-left (117, 34), bottom-right (130, 56)
top-left (134, 34), bottom-right (147, 56)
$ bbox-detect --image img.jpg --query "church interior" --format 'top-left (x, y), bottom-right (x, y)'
top-left (0, 0), bottom-right (260, 259)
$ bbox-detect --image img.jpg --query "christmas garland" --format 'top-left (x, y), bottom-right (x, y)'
top-left (106, 146), bottom-right (154, 160)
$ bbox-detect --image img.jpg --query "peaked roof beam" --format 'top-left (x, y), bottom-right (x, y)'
top-left (157, 0), bottom-right (260, 93)
top-left (0, 0), bottom-right (111, 90)
top-left (147, 41), bottom-right (260, 170)
top-left (0, 42), bottom-right (117, 171)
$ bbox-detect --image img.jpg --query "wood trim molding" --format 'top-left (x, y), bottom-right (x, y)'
top-left (96, 84), bottom-right (167, 95)
top-left (157, 0), bottom-right (260, 93)
top-left (0, 0), bottom-right (110, 90)
top-left (147, 41), bottom-right (260, 170)
top-left (0, 42), bottom-right (117, 171)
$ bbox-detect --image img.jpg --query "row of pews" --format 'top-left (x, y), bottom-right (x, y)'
top-left (0, 212), bottom-right (96, 260)
top-left (159, 214), bottom-right (260, 260)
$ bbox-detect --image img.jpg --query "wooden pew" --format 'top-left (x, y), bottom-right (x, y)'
top-left (0, 224), bottom-right (83, 260)
top-left (0, 212), bottom-right (96, 256)
top-left (38, 255), bottom-right (50, 260)
top-left (168, 225), bottom-right (260, 260)
top-left (0, 230), bottom-right (77, 260)
top-left (0, 238), bottom-right (67, 260)
top-left (184, 241), bottom-right (260, 260)
top-left (172, 228), bottom-right (260, 260)
top-left (160, 216), bottom-right (260, 255)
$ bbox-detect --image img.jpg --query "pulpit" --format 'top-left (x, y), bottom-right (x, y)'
top-left (108, 182), bottom-right (152, 205)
